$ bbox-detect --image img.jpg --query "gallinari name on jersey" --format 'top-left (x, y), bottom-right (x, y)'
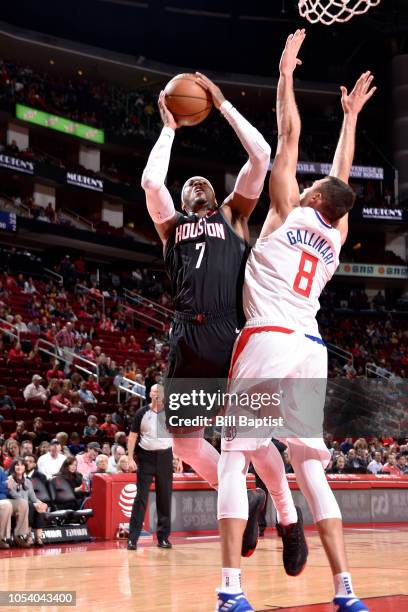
top-left (174, 218), bottom-right (226, 244)
top-left (286, 229), bottom-right (335, 265)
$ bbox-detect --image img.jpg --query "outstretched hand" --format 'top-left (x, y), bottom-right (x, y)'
top-left (194, 72), bottom-right (225, 110)
top-left (280, 29), bottom-right (306, 76)
top-left (158, 90), bottom-right (178, 130)
top-left (340, 72), bottom-right (377, 116)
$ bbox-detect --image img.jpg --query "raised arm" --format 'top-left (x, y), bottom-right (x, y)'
top-left (262, 29), bottom-right (305, 236)
top-left (194, 72), bottom-right (271, 221)
top-left (141, 92), bottom-right (180, 245)
top-left (330, 72), bottom-right (376, 244)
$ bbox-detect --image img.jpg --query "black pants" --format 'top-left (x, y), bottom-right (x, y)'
top-left (28, 502), bottom-right (46, 530)
top-left (165, 315), bottom-right (239, 426)
top-left (129, 447), bottom-right (173, 543)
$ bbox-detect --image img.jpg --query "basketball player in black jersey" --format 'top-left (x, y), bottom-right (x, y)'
top-left (133, 73), bottom-right (304, 562)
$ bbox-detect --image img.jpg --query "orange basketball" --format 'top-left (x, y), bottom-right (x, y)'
top-left (164, 73), bottom-right (212, 127)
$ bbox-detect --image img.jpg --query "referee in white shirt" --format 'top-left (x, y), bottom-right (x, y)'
top-left (127, 384), bottom-right (173, 550)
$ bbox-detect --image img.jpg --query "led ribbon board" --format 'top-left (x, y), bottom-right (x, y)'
top-left (16, 104), bottom-right (105, 144)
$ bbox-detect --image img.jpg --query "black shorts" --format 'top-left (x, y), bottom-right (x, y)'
top-left (164, 311), bottom-right (240, 431)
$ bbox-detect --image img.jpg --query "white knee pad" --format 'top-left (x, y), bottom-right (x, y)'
top-left (217, 451), bottom-right (250, 520)
top-left (288, 443), bottom-right (342, 523)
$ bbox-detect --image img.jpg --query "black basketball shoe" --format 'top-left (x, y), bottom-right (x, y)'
top-left (241, 488), bottom-right (266, 557)
top-left (276, 506), bottom-right (308, 576)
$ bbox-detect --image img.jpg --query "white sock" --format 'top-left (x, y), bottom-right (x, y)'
top-left (221, 568), bottom-right (242, 594)
top-left (334, 572), bottom-right (356, 598)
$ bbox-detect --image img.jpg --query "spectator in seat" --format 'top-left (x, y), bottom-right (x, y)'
top-left (57, 457), bottom-right (86, 509)
top-left (68, 432), bottom-right (85, 456)
top-left (37, 439), bottom-right (66, 479)
top-left (87, 374), bottom-right (104, 396)
top-left (83, 415), bottom-right (100, 438)
top-left (345, 449), bottom-right (366, 473)
top-left (27, 318), bottom-right (41, 335)
top-left (368, 451), bottom-right (383, 474)
top-left (50, 389), bottom-right (71, 414)
top-left (8, 342), bottom-right (25, 363)
top-left (101, 442), bottom-right (111, 456)
top-left (26, 344), bottom-right (42, 368)
top-left (118, 336), bottom-right (127, 350)
top-left (396, 454), bottom-right (408, 475)
top-left (76, 442), bottom-right (100, 479)
top-left (70, 371), bottom-right (84, 390)
top-left (99, 414), bottom-right (118, 440)
top-left (20, 440), bottom-right (34, 457)
top-left (0, 386), bottom-right (16, 418)
top-left (78, 381), bottom-right (97, 404)
top-left (129, 336), bottom-right (141, 352)
top-left (14, 315), bottom-right (28, 333)
top-left (94, 453), bottom-right (108, 474)
top-left (2, 439), bottom-right (20, 470)
top-left (112, 405), bottom-right (127, 427)
top-left (24, 454), bottom-right (47, 484)
top-left (107, 445), bottom-right (125, 474)
top-left (7, 458), bottom-right (48, 546)
top-left (80, 342), bottom-right (96, 361)
top-left (69, 392), bottom-right (86, 415)
top-left (23, 375), bottom-right (47, 403)
top-left (37, 441), bottom-right (50, 457)
top-left (56, 432), bottom-right (70, 456)
top-left (340, 436), bottom-right (354, 456)
top-left (117, 455), bottom-right (130, 473)
top-left (112, 431), bottom-right (127, 455)
top-left (23, 277), bottom-right (37, 294)
top-left (381, 453), bottom-right (400, 476)
top-left (10, 421), bottom-right (30, 444)
top-left (47, 378), bottom-right (62, 399)
top-left (46, 359), bottom-right (64, 380)
top-left (98, 316), bottom-right (114, 332)
top-left (30, 418), bottom-right (50, 449)
top-left (328, 455), bottom-right (347, 474)
top-left (113, 367), bottom-right (125, 389)
top-left (0, 466), bottom-right (30, 549)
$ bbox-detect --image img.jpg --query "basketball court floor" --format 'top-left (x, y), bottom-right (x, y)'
top-left (1, 526), bottom-right (407, 611)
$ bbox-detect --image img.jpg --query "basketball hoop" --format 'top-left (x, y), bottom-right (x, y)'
top-left (298, 0), bottom-right (382, 25)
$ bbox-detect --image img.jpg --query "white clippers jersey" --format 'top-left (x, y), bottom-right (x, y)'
top-left (243, 206), bottom-right (341, 336)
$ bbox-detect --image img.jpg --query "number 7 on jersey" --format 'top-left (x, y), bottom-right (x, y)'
top-left (195, 242), bottom-right (206, 269)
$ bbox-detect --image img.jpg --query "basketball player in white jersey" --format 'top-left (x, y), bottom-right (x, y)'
top-left (216, 30), bottom-right (376, 612)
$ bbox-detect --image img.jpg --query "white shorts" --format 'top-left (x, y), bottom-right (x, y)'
top-left (221, 325), bottom-right (331, 467)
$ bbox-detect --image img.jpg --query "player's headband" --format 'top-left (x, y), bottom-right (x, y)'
top-left (181, 176), bottom-right (217, 207)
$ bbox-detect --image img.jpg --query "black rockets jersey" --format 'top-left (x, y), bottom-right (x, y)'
top-left (164, 208), bottom-right (249, 317)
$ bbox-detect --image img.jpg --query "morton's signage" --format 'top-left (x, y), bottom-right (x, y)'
top-left (336, 263), bottom-right (408, 279)
top-left (0, 153), bottom-right (34, 175)
top-left (362, 207), bottom-right (404, 221)
top-left (66, 172), bottom-right (104, 192)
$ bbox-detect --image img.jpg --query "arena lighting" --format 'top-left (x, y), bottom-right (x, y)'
top-left (15, 104), bottom-right (105, 144)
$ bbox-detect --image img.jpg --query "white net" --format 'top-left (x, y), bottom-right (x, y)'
top-left (298, 0), bottom-right (382, 25)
